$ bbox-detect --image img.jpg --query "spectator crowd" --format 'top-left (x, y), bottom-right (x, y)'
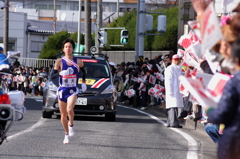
top-left (0, 59), bottom-right (52, 96)
top-left (112, 1), bottom-right (240, 159)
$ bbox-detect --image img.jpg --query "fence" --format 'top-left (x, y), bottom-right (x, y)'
top-left (17, 51), bottom-right (169, 68)
top-left (18, 58), bottom-right (56, 68)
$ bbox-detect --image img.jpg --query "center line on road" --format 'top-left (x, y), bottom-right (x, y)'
top-left (118, 105), bottom-right (199, 159)
top-left (7, 118), bottom-right (46, 141)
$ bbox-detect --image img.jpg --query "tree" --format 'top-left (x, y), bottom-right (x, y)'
top-left (38, 31), bottom-right (70, 59)
top-left (69, 32), bottom-right (85, 45)
top-left (105, 6), bottom-right (178, 51)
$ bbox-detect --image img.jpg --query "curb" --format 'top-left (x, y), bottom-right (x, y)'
top-left (148, 105), bottom-right (207, 134)
top-left (123, 104), bottom-right (207, 134)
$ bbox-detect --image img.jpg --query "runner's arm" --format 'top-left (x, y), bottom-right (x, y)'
top-left (80, 67), bottom-right (86, 83)
top-left (52, 59), bottom-right (61, 79)
top-left (78, 59), bottom-right (85, 83)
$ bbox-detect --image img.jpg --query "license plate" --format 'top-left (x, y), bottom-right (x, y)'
top-left (75, 98), bottom-right (87, 105)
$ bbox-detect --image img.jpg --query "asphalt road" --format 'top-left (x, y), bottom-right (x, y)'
top-left (0, 96), bottom-right (217, 159)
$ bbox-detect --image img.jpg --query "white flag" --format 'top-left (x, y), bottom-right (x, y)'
top-left (201, 2), bottom-right (223, 55)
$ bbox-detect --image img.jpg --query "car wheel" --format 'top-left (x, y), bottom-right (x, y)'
top-left (105, 113), bottom-right (116, 121)
top-left (42, 110), bottom-right (53, 118)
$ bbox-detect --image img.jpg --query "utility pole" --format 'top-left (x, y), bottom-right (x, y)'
top-left (3, 0), bottom-right (9, 55)
top-left (135, 0), bottom-right (140, 63)
top-left (85, 0), bottom-right (92, 53)
top-left (138, 0), bottom-right (145, 61)
top-left (138, 0), bottom-right (145, 58)
top-left (117, 0), bottom-right (119, 18)
top-left (53, 0), bottom-right (56, 34)
top-left (97, 0), bottom-right (102, 53)
top-left (77, 0), bottom-right (82, 52)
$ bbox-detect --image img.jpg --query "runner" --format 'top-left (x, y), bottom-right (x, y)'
top-left (53, 38), bottom-right (87, 144)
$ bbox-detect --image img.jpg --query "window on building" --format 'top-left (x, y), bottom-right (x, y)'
top-left (0, 40), bottom-right (16, 51)
top-left (77, 6), bottom-right (84, 11)
top-left (126, 8), bottom-right (132, 12)
top-left (91, 6), bottom-right (97, 12)
top-left (120, 8), bottom-right (125, 12)
top-left (35, 4), bottom-right (47, 10)
top-left (49, 5), bottom-right (61, 10)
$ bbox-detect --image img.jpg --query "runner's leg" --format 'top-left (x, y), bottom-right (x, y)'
top-left (67, 95), bottom-right (77, 126)
top-left (59, 99), bottom-right (68, 134)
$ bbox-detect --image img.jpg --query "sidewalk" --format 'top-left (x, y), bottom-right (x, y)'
top-left (121, 103), bottom-right (207, 134)
top-left (148, 105), bottom-right (206, 133)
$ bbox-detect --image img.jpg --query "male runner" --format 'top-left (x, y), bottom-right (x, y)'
top-left (53, 38), bottom-right (86, 144)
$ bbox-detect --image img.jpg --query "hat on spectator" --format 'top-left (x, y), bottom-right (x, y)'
top-left (109, 62), bottom-right (115, 66)
top-left (0, 47), bottom-right (3, 51)
top-left (129, 65), bottom-right (133, 68)
top-left (172, 54), bottom-right (180, 60)
top-left (120, 62), bottom-right (125, 66)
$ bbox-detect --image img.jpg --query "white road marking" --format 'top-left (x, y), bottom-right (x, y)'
top-left (118, 105), bottom-right (199, 159)
top-left (7, 118), bottom-right (46, 140)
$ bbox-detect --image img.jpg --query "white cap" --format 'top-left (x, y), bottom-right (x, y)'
top-left (172, 54), bottom-right (180, 60)
top-left (109, 62), bottom-right (115, 66)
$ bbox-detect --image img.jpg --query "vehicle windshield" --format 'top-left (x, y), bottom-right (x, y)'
top-left (80, 62), bottom-right (110, 78)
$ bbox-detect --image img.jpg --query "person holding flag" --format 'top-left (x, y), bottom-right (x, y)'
top-left (164, 54), bottom-right (184, 128)
top-left (205, 36), bottom-right (240, 159)
top-left (0, 47), bottom-right (10, 71)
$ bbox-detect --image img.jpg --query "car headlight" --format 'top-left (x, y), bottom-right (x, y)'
top-left (48, 81), bottom-right (58, 91)
top-left (101, 85), bottom-right (114, 94)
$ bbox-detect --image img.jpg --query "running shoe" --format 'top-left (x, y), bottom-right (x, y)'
top-left (69, 126), bottom-right (75, 137)
top-left (140, 107), bottom-right (147, 110)
top-left (63, 135), bottom-right (69, 144)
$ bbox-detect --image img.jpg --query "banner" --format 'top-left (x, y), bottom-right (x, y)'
top-left (179, 76), bottom-right (217, 107)
top-left (188, 30), bottom-right (199, 44)
top-left (189, 41), bottom-right (202, 59)
top-left (178, 34), bottom-right (191, 49)
top-left (206, 73), bottom-right (231, 103)
top-left (127, 89), bottom-right (135, 98)
top-left (177, 49), bottom-right (185, 57)
top-left (196, 72), bottom-right (213, 87)
top-left (188, 20), bottom-right (202, 42)
top-left (182, 49), bottom-right (201, 70)
top-left (147, 64), bottom-right (153, 71)
top-left (156, 64), bottom-right (163, 73)
top-left (179, 73), bottom-right (231, 108)
top-left (149, 75), bottom-right (156, 84)
top-left (131, 76), bottom-right (138, 82)
top-left (201, 2), bottom-right (223, 55)
top-left (155, 72), bottom-right (164, 81)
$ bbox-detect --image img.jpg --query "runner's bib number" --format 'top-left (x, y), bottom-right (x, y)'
top-left (61, 74), bottom-right (77, 87)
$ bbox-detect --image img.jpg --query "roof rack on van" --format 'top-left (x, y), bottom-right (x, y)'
top-left (57, 52), bottom-right (109, 61)
top-left (75, 53), bottom-right (109, 61)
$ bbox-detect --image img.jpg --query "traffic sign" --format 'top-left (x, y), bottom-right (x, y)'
top-left (90, 46), bottom-right (97, 53)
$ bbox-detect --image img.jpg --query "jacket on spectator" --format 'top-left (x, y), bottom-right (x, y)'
top-left (164, 63), bottom-right (183, 109)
